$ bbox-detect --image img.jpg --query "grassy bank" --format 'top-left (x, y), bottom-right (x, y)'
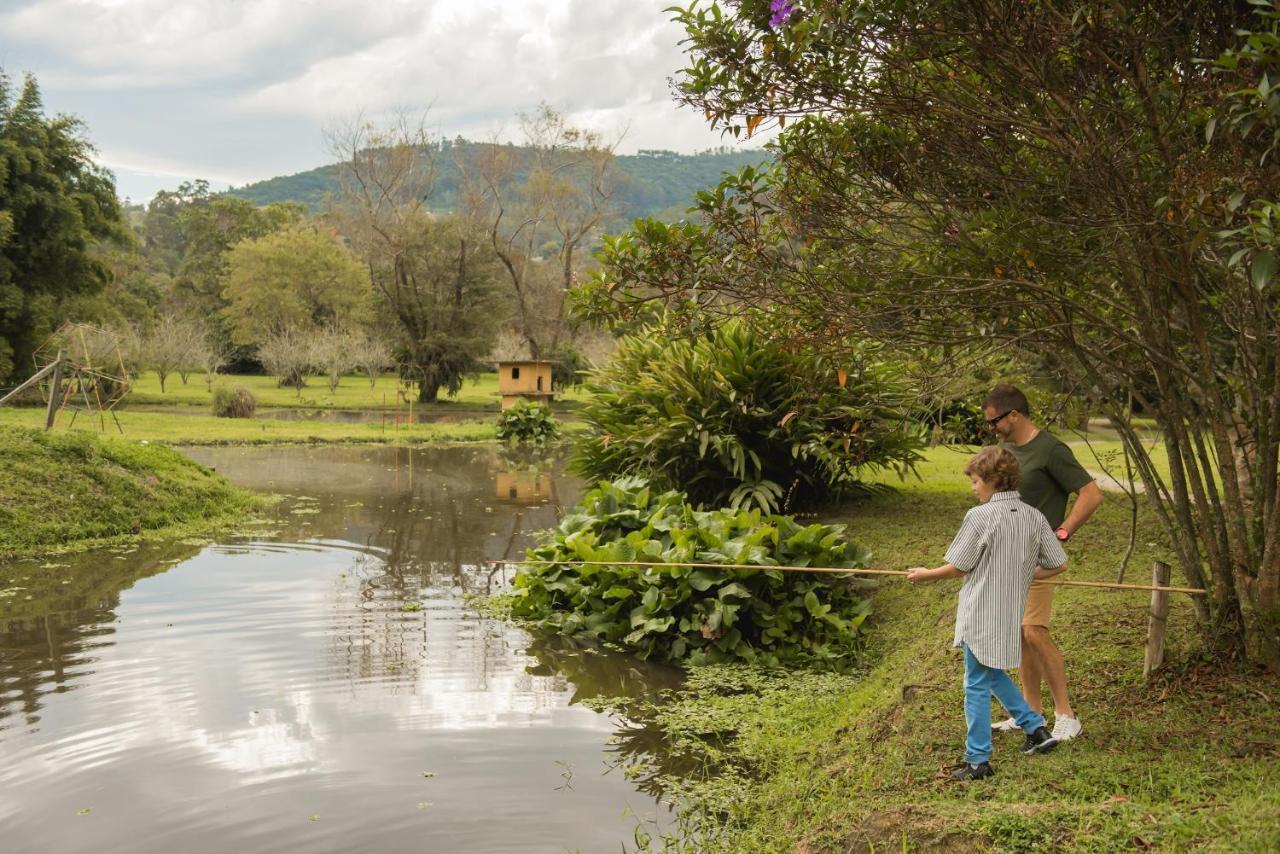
top-left (599, 448), bottom-right (1278, 851)
top-left (0, 425), bottom-right (263, 557)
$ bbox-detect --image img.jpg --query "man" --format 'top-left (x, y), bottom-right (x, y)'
top-left (981, 384), bottom-right (1103, 742)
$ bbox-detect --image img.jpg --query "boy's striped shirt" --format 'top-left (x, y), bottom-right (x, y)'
top-left (945, 491), bottom-right (1068, 669)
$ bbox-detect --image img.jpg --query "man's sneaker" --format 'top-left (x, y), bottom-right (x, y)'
top-left (992, 716), bottom-right (1020, 732)
top-left (1051, 715), bottom-right (1083, 742)
top-left (1021, 726), bottom-right (1059, 755)
top-left (951, 761), bottom-right (995, 782)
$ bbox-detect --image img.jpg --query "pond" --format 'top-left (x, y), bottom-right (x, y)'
top-left (0, 445), bottom-right (681, 853)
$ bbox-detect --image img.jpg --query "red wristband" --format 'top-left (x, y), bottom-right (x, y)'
top-left (1056, 527), bottom-right (1070, 542)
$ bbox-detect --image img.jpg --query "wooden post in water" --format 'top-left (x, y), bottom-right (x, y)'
top-left (1144, 561), bottom-right (1172, 680)
top-left (44, 351), bottom-right (64, 430)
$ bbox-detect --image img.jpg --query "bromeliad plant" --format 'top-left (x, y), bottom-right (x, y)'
top-left (573, 318), bottom-right (924, 513)
top-left (496, 401), bottom-right (560, 445)
top-left (510, 477), bottom-right (873, 669)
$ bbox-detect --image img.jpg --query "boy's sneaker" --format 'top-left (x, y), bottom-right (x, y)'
top-left (1051, 715), bottom-right (1083, 742)
top-left (1021, 726), bottom-right (1059, 755)
top-left (992, 716), bottom-right (1020, 732)
top-left (951, 761), bottom-right (995, 782)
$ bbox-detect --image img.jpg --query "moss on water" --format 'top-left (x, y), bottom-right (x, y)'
top-left (0, 425), bottom-right (263, 557)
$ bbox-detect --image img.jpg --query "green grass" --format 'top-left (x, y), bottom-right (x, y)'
top-left (0, 425), bottom-right (263, 557)
top-left (0, 406), bottom-right (511, 446)
top-left (594, 446), bottom-right (1278, 852)
top-left (0, 369), bottom-right (587, 446)
top-left (122, 370), bottom-right (589, 411)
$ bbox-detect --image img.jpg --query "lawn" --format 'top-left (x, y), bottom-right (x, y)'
top-left (121, 370), bottom-right (589, 411)
top-left (0, 405), bottom-right (508, 445)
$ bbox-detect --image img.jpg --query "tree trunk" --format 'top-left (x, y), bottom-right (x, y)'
top-left (418, 380), bottom-right (440, 403)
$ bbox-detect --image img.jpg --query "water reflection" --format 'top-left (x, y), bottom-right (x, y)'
top-left (0, 444), bottom-right (680, 853)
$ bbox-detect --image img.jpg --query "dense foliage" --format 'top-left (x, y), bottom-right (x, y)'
top-left (221, 224), bottom-right (371, 347)
top-left (574, 318), bottom-right (924, 513)
top-left (0, 72), bottom-right (127, 384)
top-left (495, 401), bottom-right (559, 445)
top-left (511, 478), bottom-right (873, 668)
top-left (577, 1), bottom-right (1280, 663)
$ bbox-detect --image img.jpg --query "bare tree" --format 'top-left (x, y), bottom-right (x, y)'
top-left (143, 314), bottom-right (202, 393)
top-left (348, 329), bottom-right (393, 388)
top-left (175, 321), bottom-right (207, 386)
top-left (200, 332), bottom-right (232, 391)
top-left (257, 327), bottom-right (312, 395)
top-left (458, 104), bottom-right (618, 359)
top-left (485, 325), bottom-right (533, 363)
top-left (307, 325), bottom-right (358, 394)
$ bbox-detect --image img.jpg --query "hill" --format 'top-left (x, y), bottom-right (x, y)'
top-left (227, 142), bottom-right (770, 224)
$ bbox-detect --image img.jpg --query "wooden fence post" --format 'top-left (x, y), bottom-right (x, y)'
top-left (43, 350), bottom-right (65, 429)
top-left (1144, 561), bottom-right (1172, 680)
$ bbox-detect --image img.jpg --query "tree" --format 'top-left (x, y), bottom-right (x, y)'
top-left (221, 223), bottom-right (372, 348)
top-left (168, 190), bottom-right (304, 318)
top-left (0, 71), bottom-right (127, 383)
top-left (306, 324), bottom-right (358, 393)
top-left (257, 327), bottom-right (312, 393)
top-left (330, 118), bottom-right (508, 402)
top-left (199, 330), bottom-right (232, 391)
top-left (458, 104), bottom-right (617, 359)
top-left (585, 1), bottom-right (1280, 663)
top-left (142, 313), bottom-right (203, 393)
top-left (348, 329), bottom-right (393, 388)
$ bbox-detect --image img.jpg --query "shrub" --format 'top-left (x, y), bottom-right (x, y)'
top-left (511, 477), bottom-right (873, 669)
top-left (573, 318), bottom-right (925, 513)
top-left (496, 401), bottom-right (559, 445)
top-left (919, 398), bottom-right (986, 446)
top-left (211, 386), bottom-right (257, 418)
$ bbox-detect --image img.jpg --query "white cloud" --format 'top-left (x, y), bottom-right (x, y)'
top-left (241, 0), bottom-right (708, 145)
top-left (2, 0), bottom-right (427, 88)
top-left (2, 0), bottom-right (758, 200)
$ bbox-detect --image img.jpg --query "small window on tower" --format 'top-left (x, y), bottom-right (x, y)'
top-left (536, 376), bottom-right (543, 391)
top-left (512, 367), bottom-right (520, 380)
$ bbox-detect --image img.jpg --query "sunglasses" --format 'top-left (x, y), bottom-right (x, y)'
top-left (986, 410), bottom-right (1014, 428)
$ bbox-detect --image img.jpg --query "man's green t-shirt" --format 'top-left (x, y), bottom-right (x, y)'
top-left (1002, 431), bottom-right (1094, 528)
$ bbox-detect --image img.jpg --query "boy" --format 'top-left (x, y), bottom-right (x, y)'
top-left (907, 446), bottom-right (1069, 781)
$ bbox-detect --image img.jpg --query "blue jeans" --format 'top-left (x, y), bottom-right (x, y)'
top-left (962, 642), bottom-right (1045, 764)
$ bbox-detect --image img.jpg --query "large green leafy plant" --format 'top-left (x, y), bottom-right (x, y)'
top-left (573, 319), bottom-right (923, 512)
top-left (510, 477), bottom-right (873, 669)
top-left (495, 401), bottom-right (560, 445)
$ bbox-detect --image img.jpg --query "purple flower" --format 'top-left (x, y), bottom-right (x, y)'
top-left (769, 0), bottom-right (796, 28)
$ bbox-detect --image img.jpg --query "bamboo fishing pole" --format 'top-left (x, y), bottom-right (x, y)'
top-left (483, 559), bottom-right (1208, 596)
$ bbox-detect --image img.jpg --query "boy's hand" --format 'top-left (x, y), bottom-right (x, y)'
top-left (906, 567), bottom-right (932, 583)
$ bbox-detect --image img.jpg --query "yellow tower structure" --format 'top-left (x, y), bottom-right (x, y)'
top-left (496, 360), bottom-right (554, 410)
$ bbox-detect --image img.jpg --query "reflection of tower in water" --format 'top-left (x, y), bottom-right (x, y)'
top-left (494, 470), bottom-right (554, 504)
top-left (319, 445), bottom-right (579, 726)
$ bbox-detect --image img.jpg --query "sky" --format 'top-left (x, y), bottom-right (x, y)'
top-left (0, 0), bottom-right (767, 203)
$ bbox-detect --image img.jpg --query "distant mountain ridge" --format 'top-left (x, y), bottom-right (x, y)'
top-left (227, 142), bottom-right (771, 224)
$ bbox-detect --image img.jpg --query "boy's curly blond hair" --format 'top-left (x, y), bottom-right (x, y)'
top-left (964, 446), bottom-right (1021, 492)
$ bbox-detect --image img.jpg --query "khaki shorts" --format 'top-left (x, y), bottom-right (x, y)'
top-left (1023, 579), bottom-right (1054, 627)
